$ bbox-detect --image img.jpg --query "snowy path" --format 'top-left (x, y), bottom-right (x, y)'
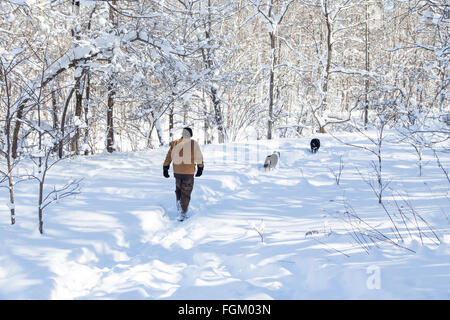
top-left (1, 134), bottom-right (449, 299)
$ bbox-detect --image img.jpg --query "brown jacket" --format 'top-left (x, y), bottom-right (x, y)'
top-left (163, 138), bottom-right (204, 175)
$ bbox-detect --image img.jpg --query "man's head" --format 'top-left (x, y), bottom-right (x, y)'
top-left (182, 127), bottom-right (193, 139)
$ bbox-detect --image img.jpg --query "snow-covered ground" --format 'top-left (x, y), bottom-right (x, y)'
top-left (0, 132), bottom-right (449, 299)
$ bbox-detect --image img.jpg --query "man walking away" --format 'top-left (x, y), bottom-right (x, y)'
top-left (163, 127), bottom-right (204, 221)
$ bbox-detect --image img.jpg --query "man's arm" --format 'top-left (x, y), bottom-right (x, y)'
top-left (163, 142), bottom-right (173, 178)
top-left (194, 141), bottom-right (204, 177)
top-left (194, 141), bottom-right (204, 168)
top-left (163, 142), bottom-right (173, 167)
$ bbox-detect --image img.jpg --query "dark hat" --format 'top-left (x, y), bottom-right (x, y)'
top-left (183, 127), bottom-right (193, 137)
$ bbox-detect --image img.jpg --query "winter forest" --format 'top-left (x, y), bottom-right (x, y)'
top-left (0, 0), bottom-right (449, 300)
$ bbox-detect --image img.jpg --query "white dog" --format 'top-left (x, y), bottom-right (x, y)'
top-left (263, 151), bottom-right (280, 171)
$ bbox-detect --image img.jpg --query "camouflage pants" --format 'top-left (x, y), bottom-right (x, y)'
top-left (175, 174), bottom-right (194, 213)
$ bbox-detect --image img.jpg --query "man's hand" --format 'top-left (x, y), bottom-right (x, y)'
top-left (163, 165), bottom-right (170, 178)
top-left (195, 166), bottom-right (203, 177)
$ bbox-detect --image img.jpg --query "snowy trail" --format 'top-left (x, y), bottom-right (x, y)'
top-left (0, 133), bottom-right (449, 299)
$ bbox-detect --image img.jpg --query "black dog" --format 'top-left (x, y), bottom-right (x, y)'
top-left (310, 138), bottom-right (320, 153)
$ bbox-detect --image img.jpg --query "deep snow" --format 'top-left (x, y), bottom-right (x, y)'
top-left (0, 132), bottom-right (449, 299)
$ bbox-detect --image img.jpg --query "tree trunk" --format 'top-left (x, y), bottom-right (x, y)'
top-left (323, 6), bottom-right (332, 111)
top-left (201, 0), bottom-right (225, 144)
top-left (11, 104), bottom-right (24, 159)
top-left (106, 1), bottom-right (117, 153)
top-left (183, 104), bottom-right (188, 125)
top-left (8, 174), bottom-right (15, 225)
top-left (71, 73), bottom-right (83, 155)
top-left (70, 0), bottom-right (82, 155)
top-left (211, 86), bottom-right (225, 143)
top-left (106, 82), bottom-right (115, 153)
top-left (169, 106), bottom-right (174, 143)
top-left (364, 1), bottom-right (370, 128)
top-left (317, 2), bottom-right (333, 134)
top-left (51, 89), bottom-right (59, 130)
top-left (203, 92), bottom-right (211, 145)
top-left (3, 69), bottom-right (16, 224)
top-left (84, 72), bottom-right (91, 155)
top-left (38, 180), bottom-right (44, 234)
top-left (147, 111), bottom-right (164, 148)
top-left (146, 122), bottom-right (155, 149)
top-left (154, 118), bottom-right (164, 146)
top-left (59, 84), bottom-right (78, 158)
top-left (268, 29), bottom-right (275, 140)
top-left (6, 120), bottom-right (15, 225)
top-left (38, 193), bottom-right (43, 234)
